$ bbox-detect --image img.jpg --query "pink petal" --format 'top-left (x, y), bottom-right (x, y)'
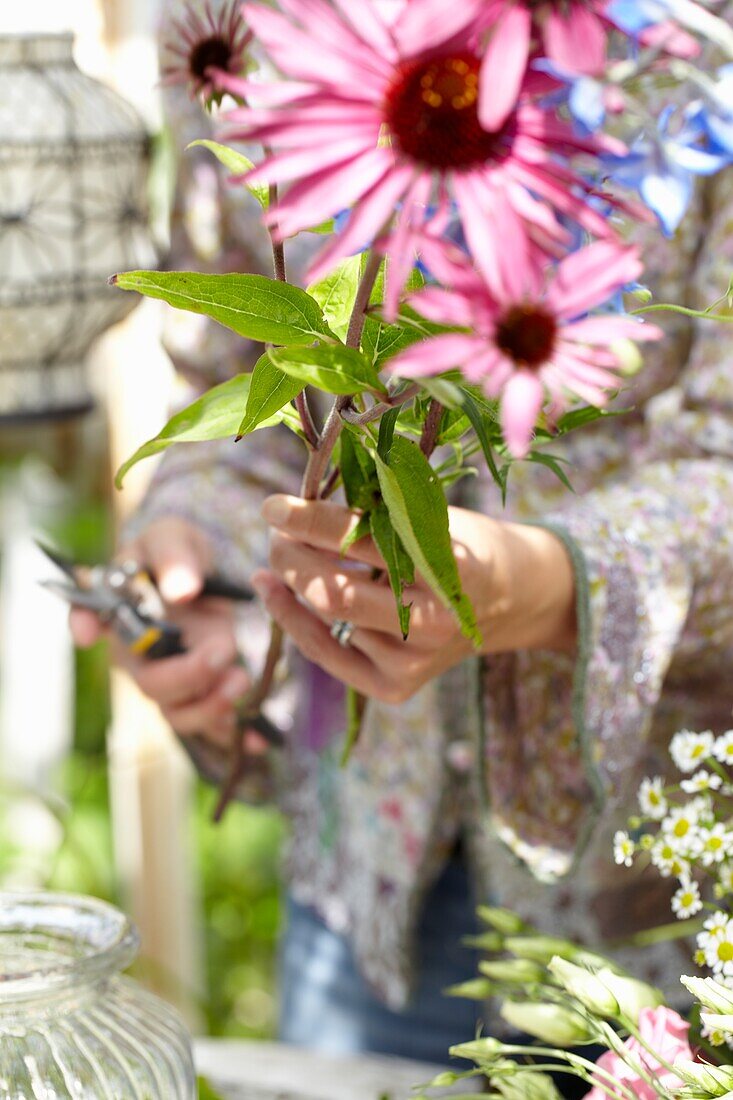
top-left (244, 136), bottom-right (378, 188)
top-left (500, 370), bottom-right (544, 458)
top-left (330, 0), bottom-right (399, 60)
top-left (563, 316), bottom-right (663, 344)
top-left (479, 5), bottom-right (532, 131)
top-left (385, 173), bottom-right (433, 319)
top-left (463, 347), bottom-right (506, 385)
top-left (242, 4), bottom-right (388, 91)
top-left (276, 0), bottom-right (395, 80)
top-left (393, 0), bottom-right (485, 55)
top-left (407, 287), bottom-right (476, 329)
top-left (544, 7), bottom-right (607, 75)
top-left (546, 243), bottom-right (642, 320)
top-left (266, 147), bottom-right (393, 238)
top-left (304, 163), bottom-right (415, 284)
top-left (389, 334), bottom-right (486, 379)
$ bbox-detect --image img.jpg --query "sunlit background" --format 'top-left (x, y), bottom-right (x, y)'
top-left (0, 0), bottom-right (284, 1038)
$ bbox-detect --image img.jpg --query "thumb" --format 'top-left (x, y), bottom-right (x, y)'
top-left (132, 518), bottom-right (213, 605)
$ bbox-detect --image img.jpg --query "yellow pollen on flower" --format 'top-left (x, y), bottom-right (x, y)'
top-left (717, 942), bottom-right (733, 962)
top-left (673, 819), bottom-right (690, 837)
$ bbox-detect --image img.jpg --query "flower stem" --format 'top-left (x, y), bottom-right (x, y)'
top-left (340, 383), bottom-right (421, 428)
top-left (419, 399), bottom-right (443, 458)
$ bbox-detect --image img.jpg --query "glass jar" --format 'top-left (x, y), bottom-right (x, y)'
top-left (0, 892), bottom-right (196, 1098)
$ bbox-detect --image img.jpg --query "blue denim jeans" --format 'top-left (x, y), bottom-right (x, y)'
top-left (277, 856), bottom-right (480, 1066)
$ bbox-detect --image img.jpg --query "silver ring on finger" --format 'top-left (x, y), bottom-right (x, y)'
top-left (330, 619), bottom-right (356, 648)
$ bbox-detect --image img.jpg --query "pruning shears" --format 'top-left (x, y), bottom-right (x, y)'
top-left (38, 542), bottom-right (285, 750)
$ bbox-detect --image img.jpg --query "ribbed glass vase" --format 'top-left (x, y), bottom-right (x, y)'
top-left (0, 892), bottom-right (196, 1098)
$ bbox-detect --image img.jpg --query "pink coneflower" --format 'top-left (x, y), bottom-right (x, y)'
top-left (474, 1), bottom-right (699, 130)
top-left (221, 0), bottom-right (627, 307)
top-left (388, 237), bottom-right (662, 458)
top-left (161, 1), bottom-right (253, 107)
top-left (475, 1), bottom-right (612, 130)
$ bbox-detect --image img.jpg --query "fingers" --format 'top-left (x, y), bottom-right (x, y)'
top-left (134, 633), bottom-right (238, 708)
top-left (163, 664), bottom-right (251, 744)
top-left (251, 571), bottom-right (421, 704)
top-left (69, 608), bottom-right (105, 648)
top-left (268, 531), bottom-right (455, 643)
top-left (133, 517), bottom-right (214, 604)
top-left (262, 495), bottom-right (384, 569)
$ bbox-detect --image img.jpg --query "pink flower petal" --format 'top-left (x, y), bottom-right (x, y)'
top-left (544, 7), bottom-right (607, 75)
top-left (564, 316), bottom-right (664, 345)
top-left (245, 136), bottom-right (379, 188)
top-left (500, 370), bottom-right (544, 458)
top-left (479, 5), bottom-right (532, 131)
top-left (389, 334), bottom-right (486, 379)
top-left (393, 0), bottom-right (485, 56)
top-left (242, 3), bottom-right (389, 90)
top-left (304, 163), bottom-right (416, 285)
top-left (385, 173), bottom-right (433, 319)
top-left (329, 0), bottom-right (399, 60)
top-left (408, 287), bottom-right (476, 329)
top-left (265, 147), bottom-right (394, 238)
top-left (547, 243), bottom-right (642, 320)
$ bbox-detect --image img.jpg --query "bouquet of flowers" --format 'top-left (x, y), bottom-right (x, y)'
top-left (416, 904), bottom-right (733, 1099)
top-left (110, 0), bottom-right (733, 808)
top-left (613, 724), bottom-right (733, 1052)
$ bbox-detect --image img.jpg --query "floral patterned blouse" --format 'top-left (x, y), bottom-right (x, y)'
top-left (133, 2), bottom-right (733, 1008)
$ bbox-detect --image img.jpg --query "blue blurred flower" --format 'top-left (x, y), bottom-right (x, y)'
top-left (687, 64), bottom-right (733, 155)
top-left (532, 59), bottom-right (607, 134)
top-left (602, 106), bottom-right (731, 236)
top-left (606, 0), bottom-right (674, 34)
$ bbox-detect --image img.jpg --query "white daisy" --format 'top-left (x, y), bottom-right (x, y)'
top-left (701, 1018), bottom-right (727, 1047)
top-left (638, 776), bottom-right (668, 820)
top-left (613, 830), bottom-right (635, 868)
top-left (718, 864), bottom-right (733, 895)
top-left (692, 824), bottom-right (733, 867)
top-left (671, 878), bottom-right (703, 919)
top-left (670, 729), bottom-right (715, 773)
top-left (699, 915), bottom-right (733, 979)
top-left (714, 730), bottom-right (733, 766)
top-left (661, 805), bottom-right (703, 852)
top-left (651, 837), bottom-right (691, 879)
top-left (681, 770), bottom-right (723, 794)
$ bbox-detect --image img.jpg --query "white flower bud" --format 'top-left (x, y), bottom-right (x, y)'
top-left (547, 957), bottom-right (620, 1017)
top-left (479, 958), bottom-right (546, 984)
top-left (681, 974), bottom-right (733, 1013)
top-left (500, 1001), bottom-right (595, 1047)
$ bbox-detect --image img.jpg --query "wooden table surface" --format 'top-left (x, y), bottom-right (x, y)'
top-left (194, 1039), bottom-right (480, 1099)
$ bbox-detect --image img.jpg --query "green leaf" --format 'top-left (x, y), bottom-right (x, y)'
top-left (374, 436), bottom-right (481, 645)
top-left (269, 343), bottom-right (387, 396)
top-left (187, 140), bottom-right (270, 209)
top-left (110, 271), bottom-right (334, 347)
top-left (115, 373), bottom-right (300, 487)
top-left (462, 391), bottom-right (502, 488)
top-left (420, 376), bottom-right (463, 409)
top-left (362, 315), bottom-right (426, 368)
top-left (339, 432), bottom-right (379, 512)
top-left (236, 352), bottom-right (303, 438)
top-left (197, 1078), bottom-right (227, 1100)
top-left (307, 218), bottom-right (336, 235)
top-left (340, 687), bottom-right (367, 766)
top-left (307, 255), bottom-right (361, 342)
top-left (377, 406), bottom-right (400, 462)
top-left (370, 504), bottom-right (414, 639)
top-left (340, 512), bottom-right (371, 557)
top-left (527, 451), bottom-right (575, 494)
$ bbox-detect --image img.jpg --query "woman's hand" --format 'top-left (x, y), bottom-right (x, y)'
top-left (69, 517), bottom-right (263, 752)
top-left (252, 494), bottom-right (577, 706)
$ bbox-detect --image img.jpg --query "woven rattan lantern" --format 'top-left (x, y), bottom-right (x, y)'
top-left (0, 33), bottom-right (155, 422)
